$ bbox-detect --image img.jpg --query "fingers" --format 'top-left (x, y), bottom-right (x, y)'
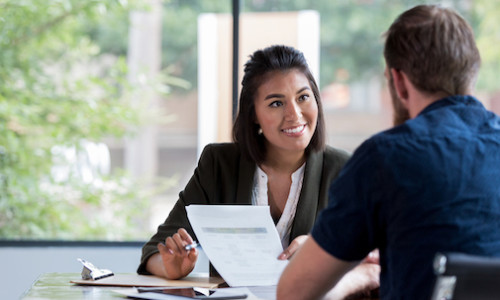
top-left (353, 263), bottom-right (381, 290)
top-left (158, 241), bottom-right (173, 256)
top-left (278, 248), bottom-right (290, 260)
top-left (362, 249), bottom-right (380, 264)
top-left (178, 228), bottom-right (199, 258)
top-left (278, 235), bottom-right (308, 260)
top-left (187, 246), bottom-right (199, 262)
top-left (178, 228), bottom-right (194, 244)
top-left (155, 229), bottom-right (199, 280)
top-left (159, 228), bottom-right (196, 257)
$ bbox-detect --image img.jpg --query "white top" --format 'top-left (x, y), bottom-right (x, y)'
top-left (251, 163), bottom-right (306, 249)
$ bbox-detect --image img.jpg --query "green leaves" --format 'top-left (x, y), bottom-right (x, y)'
top-left (0, 0), bottom-right (165, 240)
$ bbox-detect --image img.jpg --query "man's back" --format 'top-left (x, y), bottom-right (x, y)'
top-left (366, 95), bottom-right (500, 298)
top-left (312, 95), bottom-right (500, 299)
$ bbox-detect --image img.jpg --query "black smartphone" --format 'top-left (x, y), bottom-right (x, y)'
top-left (137, 287), bottom-right (247, 299)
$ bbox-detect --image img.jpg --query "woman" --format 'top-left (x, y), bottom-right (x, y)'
top-left (138, 45), bottom-right (350, 280)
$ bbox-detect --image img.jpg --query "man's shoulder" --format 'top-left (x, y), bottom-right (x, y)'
top-left (344, 129), bottom-right (408, 169)
top-left (364, 121), bottom-right (423, 149)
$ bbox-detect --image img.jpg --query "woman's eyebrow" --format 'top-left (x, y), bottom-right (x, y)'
top-left (264, 86), bottom-right (311, 101)
top-left (296, 86), bottom-right (311, 94)
top-left (264, 93), bottom-right (284, 100)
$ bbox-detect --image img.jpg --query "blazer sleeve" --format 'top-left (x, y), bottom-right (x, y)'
top-left (137, 144), bottom-right (219, 274)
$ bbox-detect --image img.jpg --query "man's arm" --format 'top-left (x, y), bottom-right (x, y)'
top-left (277, 236), bottom-right (356, 300)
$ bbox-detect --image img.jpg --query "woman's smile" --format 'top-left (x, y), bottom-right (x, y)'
top-left (282, 124), bottom-right (307, 136)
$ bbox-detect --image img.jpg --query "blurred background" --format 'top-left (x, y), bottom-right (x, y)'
top-left (1, 0), bottom-right (499, 260)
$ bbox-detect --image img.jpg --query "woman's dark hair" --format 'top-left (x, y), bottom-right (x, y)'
top-left (232, 45), bottom-right (325, 164)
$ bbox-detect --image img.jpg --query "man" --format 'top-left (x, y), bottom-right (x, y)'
top-left (277, 4), bottom-right (500, 300)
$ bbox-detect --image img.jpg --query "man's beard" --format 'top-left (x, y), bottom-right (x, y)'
top-left (388, 75), bottom-right (410, 126)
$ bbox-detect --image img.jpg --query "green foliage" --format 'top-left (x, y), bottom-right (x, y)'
top-left (0, 0), bottom-right (172, 240)
top-left (244, 0), bottom-right (484, 86)
top-left (470, 0), bottom-right (500, 92)
top-left (159, 0), bottom-right (500, 94)
top-left (160, 1), bottom-right (229, 93)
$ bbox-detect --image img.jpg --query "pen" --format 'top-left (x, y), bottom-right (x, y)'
top-left (184, 241), bottom-right (199, 251)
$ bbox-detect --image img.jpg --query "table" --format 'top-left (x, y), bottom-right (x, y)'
top-left (22, 273), bottom-right (270, 300)
top-left (22, 273), bottom-right (132, 299)
top-left (22, 273), bottom-right (378, 300)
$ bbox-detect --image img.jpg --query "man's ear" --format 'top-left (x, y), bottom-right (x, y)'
top-left (390, 68), bottom-right (409, 104)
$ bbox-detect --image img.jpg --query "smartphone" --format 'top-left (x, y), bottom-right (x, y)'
top-left (137, 287), bottom-right (247, 299)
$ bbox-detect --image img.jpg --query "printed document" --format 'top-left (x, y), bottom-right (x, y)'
top-left (186, 205), bottom-right (288, 287)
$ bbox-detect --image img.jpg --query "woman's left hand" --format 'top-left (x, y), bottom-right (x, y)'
top-left (323, 249), bottom-right (381, 300)
top-left (277, 235), bottom-right (308, 260)
top-left (323, 262), bottom-right (380, 300)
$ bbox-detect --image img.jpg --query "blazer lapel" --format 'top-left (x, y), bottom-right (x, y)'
top-left (235, 153), bottom-right (255, 205)
top-left (290, 150), bottom-right (323, 239)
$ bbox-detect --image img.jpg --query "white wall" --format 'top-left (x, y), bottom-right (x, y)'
top-left (0, 245), bottom-right (209, 299)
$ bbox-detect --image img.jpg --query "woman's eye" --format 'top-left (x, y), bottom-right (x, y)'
top-left (269, 101), bottom-right (283, 107)
top-left (298, 94), bottom-right (310, 102)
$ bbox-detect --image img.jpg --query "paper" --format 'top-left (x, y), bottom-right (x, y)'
top-left (186, 205), bottom-right (288, 287)
top-left (247, 285), bottom-right (277, 300)
top-left (77, 258), bottom-right (114, 280)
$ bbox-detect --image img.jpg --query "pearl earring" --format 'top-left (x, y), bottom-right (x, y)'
top-left (258, 128), bottom-right (263, 135)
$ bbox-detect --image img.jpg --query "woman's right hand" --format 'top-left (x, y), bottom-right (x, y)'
top-left (156, 228), bottom-right (199, 279)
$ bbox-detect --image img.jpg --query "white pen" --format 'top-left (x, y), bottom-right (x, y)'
top-left (184, 241), bottom-right (199, 251)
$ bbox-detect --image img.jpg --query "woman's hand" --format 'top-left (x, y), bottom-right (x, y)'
top-left (324, 249), bottom-right (381, 300)
top-left (156, 228), bottom-right (199, 279)
top-left (278, 235), bottom-right (308, 260)
top-left (361, 248), bottom-right (379, 264)
top-left (325, 262), bottom-right (380, 300)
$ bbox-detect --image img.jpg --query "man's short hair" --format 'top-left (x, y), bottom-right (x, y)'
top-left (384, 5), bottom-right (481, 96)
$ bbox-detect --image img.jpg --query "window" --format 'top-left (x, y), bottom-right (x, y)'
top-left (2, 0), bottom-right (499, 241)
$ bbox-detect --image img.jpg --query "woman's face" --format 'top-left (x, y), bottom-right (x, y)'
top-left (254, 69), bottom-right (318, 158)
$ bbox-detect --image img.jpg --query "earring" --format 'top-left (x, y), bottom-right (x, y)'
top-left (258, 128), bottom-right (263, 135)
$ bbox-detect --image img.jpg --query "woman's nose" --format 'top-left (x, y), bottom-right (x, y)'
top-left (285, 101), bottom-right (301, 121)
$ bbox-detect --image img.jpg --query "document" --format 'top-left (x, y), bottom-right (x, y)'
top-left (186, 205), bottom-right (288, 287)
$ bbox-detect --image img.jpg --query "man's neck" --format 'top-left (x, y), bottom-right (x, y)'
top-left (408, 91), bottom-right (449, 119)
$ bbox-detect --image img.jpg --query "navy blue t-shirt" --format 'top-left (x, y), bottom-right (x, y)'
top-left (312, 95), bottom-right (500, 299)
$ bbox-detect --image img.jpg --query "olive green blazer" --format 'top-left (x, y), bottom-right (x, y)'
top-left (138, 143), bottom-right (350, 274)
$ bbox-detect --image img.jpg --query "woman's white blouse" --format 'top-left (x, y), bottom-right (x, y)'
top-left (251, 163), bottom-right (305, 249)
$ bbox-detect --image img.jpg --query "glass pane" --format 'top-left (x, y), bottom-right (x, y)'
top-left (243, 0), bottom-right (500, 152)
top-left (2, 0), bottom-right (499, 242)
top-left (0, 0), bottom-right (231, 241)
